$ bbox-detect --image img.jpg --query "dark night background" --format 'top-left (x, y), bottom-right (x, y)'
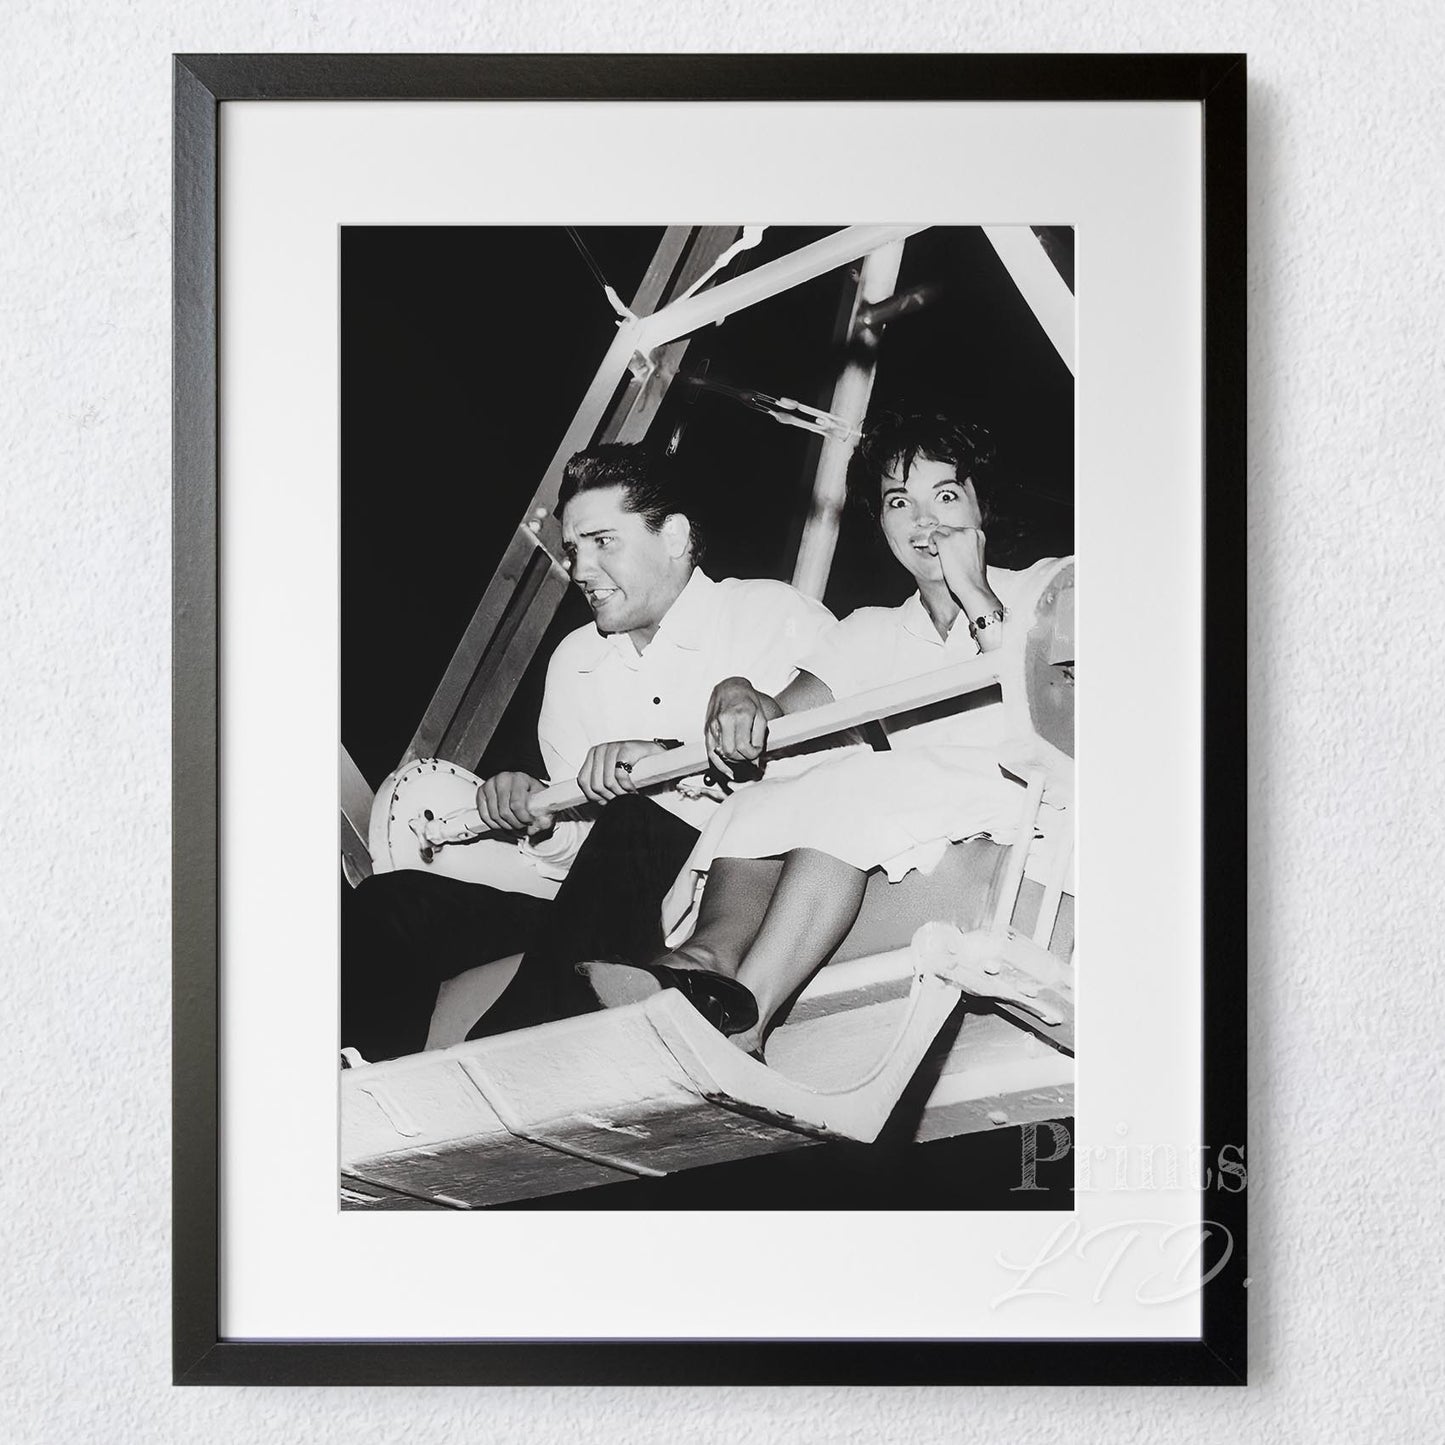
top-left (342, 225), bottom-right (1075, 1210)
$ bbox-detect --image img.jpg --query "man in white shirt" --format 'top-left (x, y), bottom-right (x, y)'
top-left (342, 444), bottom-right (835, 1056)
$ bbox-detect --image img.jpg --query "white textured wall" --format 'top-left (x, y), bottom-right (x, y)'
top-left (2, 1), bottom-right (1442, 1439)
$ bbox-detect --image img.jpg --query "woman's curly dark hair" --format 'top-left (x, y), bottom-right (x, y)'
top-left (848, 409), bottom-right (1036, 565)
top-left (847, 411), bottom-right (995, 520)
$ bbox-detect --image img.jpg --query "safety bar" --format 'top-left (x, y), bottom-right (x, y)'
top-left (420, 650), bottom-right (1006, 849)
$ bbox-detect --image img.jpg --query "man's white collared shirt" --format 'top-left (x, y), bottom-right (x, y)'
top-left (536, 569), bottom-right (836, 832)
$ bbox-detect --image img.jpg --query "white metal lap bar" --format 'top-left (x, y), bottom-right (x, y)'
top-left (414, 649), bottom-right (1009, 851)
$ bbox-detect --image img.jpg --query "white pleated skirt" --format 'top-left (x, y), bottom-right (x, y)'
top-left (661, 743), bottom-right (1035, 944)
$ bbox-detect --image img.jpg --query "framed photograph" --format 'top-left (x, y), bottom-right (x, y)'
top-left (175, 53), bottom-right (1246, 1384)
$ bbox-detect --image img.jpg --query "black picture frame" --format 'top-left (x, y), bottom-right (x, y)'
top-left (173, 52), bottom-right (1246, 1386)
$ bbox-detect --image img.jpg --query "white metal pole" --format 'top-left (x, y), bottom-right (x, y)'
top-left (791, 240), bottom-right (905, 598)
top-left (989, 767), bottom-right (1048, 938)
top-left (1031, 829), bottom-right (1074, 950)
top-left (340, 744), bottom-right (376, 885)
top-left (636, 224), bottom-right (925, 349)
top-left (980, 226), bottom-right (1075, 376)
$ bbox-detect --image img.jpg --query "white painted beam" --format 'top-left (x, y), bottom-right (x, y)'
top-left (981, 225), bottom-right (1075, 375)
top-left (339, 745), bottom-right (374, 884)
top-left (791, 241), bottom-right (904, 598)
top-left (636, 224), bottom-right (926, 349)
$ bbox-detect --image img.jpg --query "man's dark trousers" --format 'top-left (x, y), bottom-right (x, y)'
top-left (341, 796), bottom-right (699, 1059)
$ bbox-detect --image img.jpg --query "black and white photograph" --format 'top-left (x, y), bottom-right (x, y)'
top-left (169, 57), bottom-right (1252, 1381)
top-left (337, 223), bottom-right (1077, 1210)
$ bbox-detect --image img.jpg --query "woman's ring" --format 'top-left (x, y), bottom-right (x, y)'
top-left (615, 759), bottom-right (634, 775)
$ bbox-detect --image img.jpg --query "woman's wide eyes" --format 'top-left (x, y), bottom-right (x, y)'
top-left (886, 490), bottom-right (961, 510)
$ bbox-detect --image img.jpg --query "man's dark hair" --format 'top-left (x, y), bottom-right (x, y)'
top-left (848, 410), bottom-right (1000, 527)
top-left (558, 443), bottom-right (706, 567)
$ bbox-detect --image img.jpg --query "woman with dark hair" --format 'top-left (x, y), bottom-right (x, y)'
top-left (581, 410), bottom-right (1068, 1058)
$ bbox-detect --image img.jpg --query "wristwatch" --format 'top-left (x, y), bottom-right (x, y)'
top-left (968, 607), bottom-right (1008, 641)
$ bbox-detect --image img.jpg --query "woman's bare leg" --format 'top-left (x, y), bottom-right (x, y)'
top-left (580, 856), bottom-right (782, 1015)
top-left (729, 848), bottom-right (868, 1054)
top-left (585, 851), bottom-right (863, 1051)
top-left (657, 855), bottom-right (782, 977)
